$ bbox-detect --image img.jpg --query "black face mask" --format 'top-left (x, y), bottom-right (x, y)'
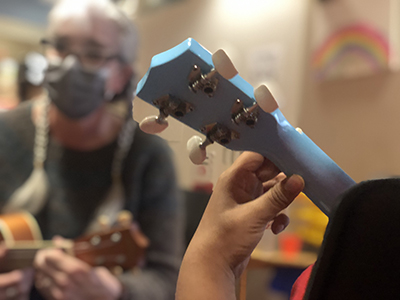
top-left (43, 56), bottom-right (109, 119)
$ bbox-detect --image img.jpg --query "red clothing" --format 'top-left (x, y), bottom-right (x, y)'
top-left (290, 264), bottom-right (314, 300)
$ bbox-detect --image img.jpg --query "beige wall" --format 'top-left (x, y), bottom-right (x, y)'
top-left (299, 1), bottom-right (400, 183)
top-left (0, 17), bottom-right (44, 107)
top-left (300, 69), bottom-right (400, 182)
top-left (0, 17), bottom-right (44, 60)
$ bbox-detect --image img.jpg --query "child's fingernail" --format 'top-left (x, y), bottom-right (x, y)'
top-left (283, 175), bottom-right (304, 193)
top-left (275, 224), bottom-right (285, 233)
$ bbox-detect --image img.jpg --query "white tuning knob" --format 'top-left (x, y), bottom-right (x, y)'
top-left (117, 210), bottom-right (133, 227)
top-left (187, 135), bottom-right (207, 165)
top-left (254, 85), bottom-right (279, 113)
top-left (139, 116), bottom-right (168, 134)
top-left (97, 215), bottom-right (111, 231)
top-left (212, 49), bottom-right (238, 80)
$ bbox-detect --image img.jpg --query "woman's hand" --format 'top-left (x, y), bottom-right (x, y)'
top-left (0, 244), bottom-right (34, 300)
top-left (34, 246), bottom-right (122, 300)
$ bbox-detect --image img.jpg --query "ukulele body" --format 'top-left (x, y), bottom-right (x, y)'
top-left (0, 211), bottom-right (44, 272)
top-left (0, 211), bottom-right (42, 242)
top-left (0, 211), bottom-right (148, 273)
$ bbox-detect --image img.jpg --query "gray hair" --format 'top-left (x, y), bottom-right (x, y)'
top-left (47, 0), bottom-right (139, 65)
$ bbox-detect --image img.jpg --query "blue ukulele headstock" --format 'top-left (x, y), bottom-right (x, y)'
top-left (136, 38), bottom-right (355, 216)
top-left (136, 38), bottom-right (279, 164)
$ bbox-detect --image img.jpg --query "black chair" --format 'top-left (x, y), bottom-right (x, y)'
top-left (304, 179), bottom-right (400, 299)
top-left (182, 190), bottom-right (210, 247)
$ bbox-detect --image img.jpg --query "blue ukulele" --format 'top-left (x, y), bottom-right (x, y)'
top-left (136, 38), bottom-right (356, 216)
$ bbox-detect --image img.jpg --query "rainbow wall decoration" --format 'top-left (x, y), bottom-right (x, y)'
top-left (312, 23), bottom-right (391, 81)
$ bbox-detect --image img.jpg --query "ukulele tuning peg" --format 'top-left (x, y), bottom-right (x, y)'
top-left (187, 135), bottom-right (210, 165)
top-left (117, 210), bottom-right (133, 227)
top-left (97, 215), bottom-right (111, 231)
top-left (188, 49), bottom-right (238, 97)
top-left (231, 99), bottom-right (259, 128)
top-left (188, 65), bottom-right (219, 97)
top-left (254, 85), bottom-right (279, 113)
top-left (187, 123), bottom-right (239, 165)
top-left (212, 49), bottom-right (238, 80)
top-left (139, 115), bottom-right (168, 134)
top-left (140, 95), bottom-right (194, 134)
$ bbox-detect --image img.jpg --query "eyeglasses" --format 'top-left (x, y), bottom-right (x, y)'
top-left (40, 38), bottom-right (125, 69)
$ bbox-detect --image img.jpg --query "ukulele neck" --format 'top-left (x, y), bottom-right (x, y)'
top-left (0, 240), bottom-right (73, 273)
top-left (266, 109), bottom-right (356, 215)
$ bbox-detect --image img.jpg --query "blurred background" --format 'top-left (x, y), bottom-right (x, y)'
top-left (2, 0), bottom-right (400, 299)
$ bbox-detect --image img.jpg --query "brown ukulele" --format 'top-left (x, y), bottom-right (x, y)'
top-left (0, 211), bottom-right (149, 273)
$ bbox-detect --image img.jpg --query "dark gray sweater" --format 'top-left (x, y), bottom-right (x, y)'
top-left (0, 101), bottom-right (184, 300)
